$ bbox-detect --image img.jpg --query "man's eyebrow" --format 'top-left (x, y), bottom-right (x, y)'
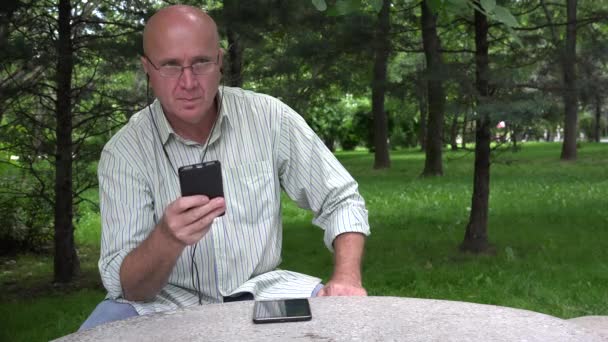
top-left (158, 58), bottom-right (180, 66)
top-left (157, 55), bottom-right (215, 65)
top-left (192, 55), bottom-right (214, 63)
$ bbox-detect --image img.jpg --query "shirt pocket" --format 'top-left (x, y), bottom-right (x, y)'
top-left (223, 161), bottom-right (277, 224)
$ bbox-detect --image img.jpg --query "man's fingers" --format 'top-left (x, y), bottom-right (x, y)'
top-left (161, 196), bottom-right (226, 245)
top-left (316, 283), bottom-right (367, 297)
top-left (178, 199), bottom-right (226, 243)
top-left (170, 195), bottom-right (210, 213)
top-left (183, 197), bottom-right (225, 225)
top-left (178, 221), bottom-right (212, 244)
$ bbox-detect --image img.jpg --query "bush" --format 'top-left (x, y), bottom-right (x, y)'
top-left (390, 119), bottom-right (418, 149)
top-left (0, 173), bottom-right (54, 255)
top-left (579, 115), bottom-right (607, 141)
top-left (339, 131), bottom-right (360, 151)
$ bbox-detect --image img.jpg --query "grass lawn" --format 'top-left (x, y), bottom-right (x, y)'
top-left (1, 142), bottom-right (607, 341)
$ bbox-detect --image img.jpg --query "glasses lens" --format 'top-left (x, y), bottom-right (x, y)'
top-left (159, 65), bottom-right (182, 77)
top-left (192, 62), bottom-right (215, 75)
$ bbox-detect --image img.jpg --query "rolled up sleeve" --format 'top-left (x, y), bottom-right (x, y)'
top-left (277, 104), bottom-right (370, 252)
top-left (98, 148), bottom-right (154, 299)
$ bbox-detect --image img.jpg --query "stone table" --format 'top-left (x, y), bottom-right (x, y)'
top-left (568, 316), bottom-right (608, 340)
top-left (55, 296), bottom-right (605, 341)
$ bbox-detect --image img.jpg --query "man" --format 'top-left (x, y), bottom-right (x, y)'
top-left (80, 5), bottom-right (370, 330)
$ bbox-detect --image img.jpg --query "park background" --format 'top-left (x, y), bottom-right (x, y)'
top-left (1, 0), bottom-right (607, 341)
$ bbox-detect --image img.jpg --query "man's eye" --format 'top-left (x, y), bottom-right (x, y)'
top-left (160, 65), bottom-right (182, 74)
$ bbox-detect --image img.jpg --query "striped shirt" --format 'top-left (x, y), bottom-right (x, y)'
top-left (98, 87), bottom-right (370, 315)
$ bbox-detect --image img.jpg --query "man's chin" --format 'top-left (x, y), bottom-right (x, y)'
top-left (180, 114), bottom-right (204, 125)
top-left (163, 101), bottom-right (213, 124)
top-left (179, 107), bottom-right (213, 124)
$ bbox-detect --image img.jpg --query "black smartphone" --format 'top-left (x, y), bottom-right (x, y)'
top-left (252, 298), bottom-right (312, 324)
top-left (178, 161), bottom-right (225, 213)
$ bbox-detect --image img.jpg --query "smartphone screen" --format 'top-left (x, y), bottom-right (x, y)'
top-left (252, 298), bottom-right (312, 324)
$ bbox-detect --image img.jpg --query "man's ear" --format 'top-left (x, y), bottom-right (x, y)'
top-left (141, 55), bottom-right (149, 76)
top-left (218, 48), bottom-right (224, 73)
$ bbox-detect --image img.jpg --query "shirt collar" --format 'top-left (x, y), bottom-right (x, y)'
top-left (151, 87), bottom-right (232, 146)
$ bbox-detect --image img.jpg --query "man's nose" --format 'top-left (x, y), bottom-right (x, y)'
top-left (179, 67), bottom-right (197, 89)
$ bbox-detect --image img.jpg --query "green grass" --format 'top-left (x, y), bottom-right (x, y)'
top-left (0, 289), bottom-right (105, 342)
top-left (2, 142), bottom-right (608, 341)
top-left (284, 142), bottom-right (608, 317)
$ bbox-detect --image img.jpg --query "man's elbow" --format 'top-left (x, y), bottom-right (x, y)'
top-left (121, 282), bottom-right (157, 302)
top-left (122, 291), bottom-right (153, 302)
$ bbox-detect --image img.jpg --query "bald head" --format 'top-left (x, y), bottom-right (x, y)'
top-left (141, 5), bottom-right (224, 140)
top-left (143, 5), bottom-right (220, 56)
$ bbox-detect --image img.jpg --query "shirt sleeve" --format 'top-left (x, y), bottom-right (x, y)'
top-left (276, 103), bottom-right (370, 251)
top-left (97, 147), bottom-right (155, 299)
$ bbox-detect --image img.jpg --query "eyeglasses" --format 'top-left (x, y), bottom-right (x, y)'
top-left (144, 54), bottom-right (219, 78)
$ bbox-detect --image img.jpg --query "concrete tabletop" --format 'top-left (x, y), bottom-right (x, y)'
top-left (568, 316), bottom-right (608, 340)
top-left (55, 296), bottom-right (605, 341)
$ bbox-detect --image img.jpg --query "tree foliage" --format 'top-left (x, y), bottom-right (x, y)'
top-left (0, 0), bottom-right (149, 280)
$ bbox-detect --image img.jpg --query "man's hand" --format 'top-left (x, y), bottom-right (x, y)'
top-left (159, 195), bottom-right (226, 246)
top-left (317, 232), bottom-right (367, 297)
top-left (120, 195), bottom-right (225, 301)
top-left (316, 278), bottom-right (367, 296)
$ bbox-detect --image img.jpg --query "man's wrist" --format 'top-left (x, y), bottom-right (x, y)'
top-left (330, 271), bottom-right (362, 286)
top-left (156, 219), bottom-right (187, 251)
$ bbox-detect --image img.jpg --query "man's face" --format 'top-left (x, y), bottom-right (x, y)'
top-left (142, 16), bottom-right (222, 126)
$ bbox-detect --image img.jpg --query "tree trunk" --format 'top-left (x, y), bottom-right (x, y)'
top-left (417, 70), bottom-right (428, 152)
top-left (372, 0), bottom-right (391, 169)
top-left (450, 113), bottom-right (459, 151)
top-left (594, 94), bottom-right (601, 143)
top-left (54, 0), bottom-right (79, 283)
top-left (226, 27), bottom-right (244, 87)
top-left (223, 0), bottom-right (244, 87)
top-left (0, 1), bottom-right (21, 123)
top-left (560, 0), bottom-right (578, 160)
top-left (421, 0), bottom-right (445, 176)
top-left (0, 1), bottom-right (19, 49)
top-left (461, 5), bottom-right (492, 254)
top-left (324, 137), bottom-right (335, 152)
top-left (461, 114), bottom-right (468, 149)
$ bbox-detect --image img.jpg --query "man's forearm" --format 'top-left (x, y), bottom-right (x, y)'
top-left (120, 223), bottom-right (185, 301)
top-left (331, 232), bottom-right (366, 284)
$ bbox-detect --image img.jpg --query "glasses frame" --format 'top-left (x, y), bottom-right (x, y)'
top-left (144, 54), bottom-right (220, 78)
